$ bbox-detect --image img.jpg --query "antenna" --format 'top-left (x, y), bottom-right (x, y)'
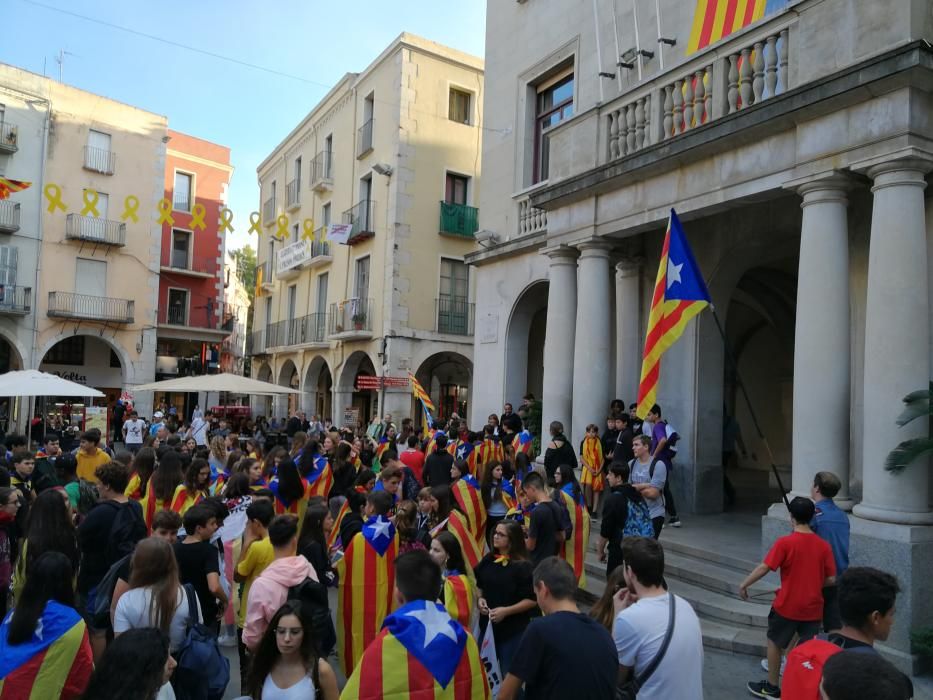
top-left (55, 49), bottom-right (74, 82)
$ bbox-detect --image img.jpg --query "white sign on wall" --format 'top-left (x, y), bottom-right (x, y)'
top-left (276, 240), bottom-right (314, 275)
top-left (479, 313), bottom-right (498, 344)
top-left (326, 223), bottom-right (353, 245)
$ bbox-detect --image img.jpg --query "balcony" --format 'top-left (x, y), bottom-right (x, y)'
top-left (286, 179), bottom-right (301, 211)
top-left (276, 239), bottom-right (332, 280)
top-left (329, 297), bottom-right (373, 339)
top-left (516, 192), bottom-right (548, 238)
top-left (0, 285), bottom-right (31, 315)
top-left (166, 305), bottom-right (187, 325)
top-left (247, 329), bottom-right (267, 355)
top-left (267, 312), bottom-right (329, 349)
top-left (311, 150), bottom-right (333, 191)
top-left (0, 121), bottom-right (18, 154)
top-left (438, 201), bottom-right (479, 238)
top-left (65, 213), bottom-right (126, 247)
top-left (160, 251), bottom-right (216, 279)
top-left (172, 193), bottom-right (190, 212)
top-left (255, 261), bottom-right (274, 290)
top-left (357, 119), bottom-right (373, 158)
top-left (262, 197), bottom-right (275, 225)
top-left (342, 199), bottom-right (375, 244)
top-left (0, 201), bottom-right (20, 233)
top-left (47, 291), bottom-right (134, 324)
top-left (436, 297), bottom-right (474, 336)
top-left (83, 146), bottom-right (115, 175)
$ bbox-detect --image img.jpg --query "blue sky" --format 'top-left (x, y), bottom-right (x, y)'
top-left (3, 0), bottom-right (487, 251)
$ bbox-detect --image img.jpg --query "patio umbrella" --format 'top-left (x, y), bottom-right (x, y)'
top-left (0, 369), bottom-right (105, 398)
top-left (131, 372), bottom-right (300, 395)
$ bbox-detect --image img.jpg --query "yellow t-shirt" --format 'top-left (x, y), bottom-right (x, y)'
top-left (236, 537), bottom-right (275, 628)
top-left (76, 448), bottom-right (112, 483)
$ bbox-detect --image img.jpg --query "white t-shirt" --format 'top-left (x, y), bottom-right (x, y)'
top-left (190, 417), bottom-right (208, 446)
top-left (123, 419), bottom-right (146, 445)
top-left (114, 585), bottom-right (200, 651)
top-left (613, 593), bottom-right (704, 700)
top-left (261, 672), bottom-right (316, 700)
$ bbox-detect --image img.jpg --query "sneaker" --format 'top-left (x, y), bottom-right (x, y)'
top-left (747, 680), bottom-right (781, 698)
top-left (217, 634), bottom-right (237, 648)
top-left (669, 517), bottom-right (682, 528)
top-left (760, 657), bottom-right (786, 675)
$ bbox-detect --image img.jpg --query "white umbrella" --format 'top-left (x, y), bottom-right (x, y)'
top-left (132, 372), bottom-right (300, 395)
top-left (0, 369), bottom-right (105, 398)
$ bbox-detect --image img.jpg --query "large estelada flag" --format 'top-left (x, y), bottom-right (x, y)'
top-left (636, 209), bottom-right (711, 419)
top-left (337, 514), bottom-right (399, 677)
top-left (305, 454), bottom-right (334, 499)
top-left (340, 600), bottom-right (489, 700)
top-left (558, 488), bottom-right (591, 588)
top-left (512, 429), bottom-right (533, 456)
top-left (0, 178), bottom-right (30, 200)
top-left (0, 600), bottom-right (93, 699)
top-left (451, 478), bottom-right (486, 548)
top-left (687, 0), bottom-right (790, 54)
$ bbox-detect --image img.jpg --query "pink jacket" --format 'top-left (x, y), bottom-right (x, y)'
top-left (243, 554), bottom-right (318, 650)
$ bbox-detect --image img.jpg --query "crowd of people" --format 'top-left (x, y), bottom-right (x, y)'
top-left (0, 395), bottom-right (916, 699)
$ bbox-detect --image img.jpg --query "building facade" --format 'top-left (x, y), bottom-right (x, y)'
top-left (471, 0), bottom-right (933, 671)
top-left (221, 250), bottom-right (250, 376)
top-left (251, 33), bottom-right (483, 427)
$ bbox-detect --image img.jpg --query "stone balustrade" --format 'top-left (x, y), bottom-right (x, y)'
top-left (517, 195), bottom-right (547, 237)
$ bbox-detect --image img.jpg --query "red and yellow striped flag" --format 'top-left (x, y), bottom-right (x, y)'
top-left (446, 510), bottom-right (483, 570)
top-left (443, 574), bottom-right (476, 631)
top-left (687, 0), bottom-right (790, 54)
top-left (408, 372), bottom-right (435, 413)
top-left (636, 209), bottom-right (711, 419)
top-left (0, 177), bottom-right (30, 200)
top-left (327, 498), bottom-right (351, 550)
top-left (169, 484), bottom-right (205, 516)
top-left (558, 490), bottom-right (591, 588)
top-left (451, 479), bottom-right (487, 547)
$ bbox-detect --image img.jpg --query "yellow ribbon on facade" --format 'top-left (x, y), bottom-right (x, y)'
top-left (44, 184), bottom-right (66, 213)
top-left (80, 189), bottom-right (100, 217)
top-left (275, 214), bottom-right (290, 240)
top-left (218, 207), bottom-right (234, 234)
top-left (121, 195), bottom-right (140, 223)
top-left (157, 198), bottom-right (175, 226)
top-left (190, 203), bottom-right (207, 231)
top-left (248, 212), bottom-right (262, 236)
top-left (302, 218), bottom-right (315, 241)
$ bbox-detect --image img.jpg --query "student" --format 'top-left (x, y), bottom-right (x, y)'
top-left (54, 453), bottom-right (81, 512)
top-left (645, 404), bottom-right (681, 527)
top-left (13, 488), bottom-right (79, 601)
top-left (244, 600), bottom-right (339, 700)
top-left (428, 531), bottom-right (475, 629)
top-left (122, 410), bottom-right (146, 454)
top-left (810, 471), bottom-right (850, 632)
top-left (741, 496), bottom-right (836, 698)
top-left (579, 423), bottom-right (605, 516)
top-left (542, 421), bottom-right (576, 484)
top-left (423, 434), bottom-right (454, 487)
top-left (480, 461), bottom-right (512, 549)
top-left (590, 566), bottom-right (628, 633)
top-left (298, 503), bottom-right (335, 587)
top-left (499, 557), bottom-right (617, 700)
top-left (9, 449), bottom-right (36, 540)
top-left (81, 628), bottom-right (176, 700)
top-left (33, 434), bottom-right (63, 492)
top-left (629, 435), bottom-right (668, 538)
top-left (819, 650), bottom-right (912, 700)
top-left (171, 457), bottom-right (211, 515)
top-left (174, 503), bottom-right (228, 636)
top-left (399, 434), bottom-right (426, 484)
top-left (613, 413), bottom-right (635, 465)
top-left (140, 450), bottom-right (184, 532)
top-left (76, 431), bottom-right (112, 484)
top-left (598, 462), bottom-right (654, 575)
top-left (522, 472), bottom-right (563, 567)
top-left (124, 447), bottom-right (155, 501)
top-left (612, 537), bottom-right (704, 700)
top-left (374, 463), bottom-right (403, 514)
top-left (0, 487), bottom-right (20, 620)
top-left (628, 403), bottom-right (644, 436)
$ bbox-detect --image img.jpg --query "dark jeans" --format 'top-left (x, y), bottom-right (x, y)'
top-left (607, 548), bottom-right (623, 578)
top-left (663, 461), bottom-right (678, 518)
top-left (652, 516), bottom-right (665, 539)
top-left (237, 626), bottom-right (250, 693)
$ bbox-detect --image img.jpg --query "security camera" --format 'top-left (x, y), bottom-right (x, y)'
top-left (372, 163), bottom-right (393, 176)
top-left (475, 229), bottom-right (500, 247)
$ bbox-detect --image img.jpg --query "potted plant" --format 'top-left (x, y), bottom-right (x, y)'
top-left (351, 312), bottom-right (367, 330)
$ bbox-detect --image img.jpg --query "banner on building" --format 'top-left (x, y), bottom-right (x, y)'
top-left (326, 223), bottom-right (353, 244)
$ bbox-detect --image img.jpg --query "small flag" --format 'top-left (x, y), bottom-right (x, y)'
top-left (409, 372), bottom-right (436, 413)
top-left (305, 455), bottom-right (334, 499)
top-left (512, 429), bottom-right (533, 456)
top-left (0, 177), bottom-right (30, 200)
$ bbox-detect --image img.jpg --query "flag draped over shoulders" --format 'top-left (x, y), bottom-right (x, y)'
top-left (443, 574), bottom-right (475, 631)
top-left (558, 489), bottom-right (591, 588)
top-left (451, 480), bottom-right (486, 547)
top-left (337, 515), bottom-right (399, 677)
top-left (446, 510), bottom-right (483, 571)
top-left (305, 454), bottom-right (334, 499)
top-left (340, 599), bottom-right (489, 700)
top-left (169, 484), bottom-right (204, 515)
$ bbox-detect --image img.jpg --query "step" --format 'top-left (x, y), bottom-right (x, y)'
top-left (659, 536), bottom-right (762, 574)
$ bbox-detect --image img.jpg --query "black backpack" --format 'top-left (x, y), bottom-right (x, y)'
top-left (103, 501), bottom-right (147, 567)
top-left (288, 576), bottom-right (336, 656)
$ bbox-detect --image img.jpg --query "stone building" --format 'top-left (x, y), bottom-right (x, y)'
top-left (469, 0), bottom-right (933, 671)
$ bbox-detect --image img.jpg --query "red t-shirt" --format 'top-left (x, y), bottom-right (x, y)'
top-left (764, 531), bottom-right (836, 621)
top-left (399, 448), bottom-right (425, 484)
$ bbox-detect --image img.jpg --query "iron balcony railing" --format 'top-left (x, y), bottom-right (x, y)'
top-left (267, 312), bottom-right (329, 348)
top-left (83, 146), bottom-right (115, 175)
top-left (286, 179), bottom-right (300, 210)
top-left (166, 305), bottom-right (187, 325)
top-left (0, 121), bottom-right (18, 153)
top-left (343, 199), bottom-right (375, 239)
top-left (247, 328), bottom-right (266, 355)
top-left (311, 150), bottom-right (333, 188)
top-left (436, 297), bottom-right (474, 335)
top-left (263, 197), bottom-right (275, 225)
top-left (172, 192), bottom-right (191, 212)
top-left (329, 298), bottom-right (373, 335)
top-left (357, 118), bottom-right (374, 157)
top-left (0, 285), bottom-right (31, 315)
top-left (439, 201), bottom-right (479, 238)
top-left (0, 201), bottom-right (20, 233)
top-left (65, 213), bottom-right (126, 246)
top-left (256, 261), bottom-right (273, 286)
top-left (47, 291), bottom-right (134, 324)
top-left (162, 250), bottom-right (214, 274)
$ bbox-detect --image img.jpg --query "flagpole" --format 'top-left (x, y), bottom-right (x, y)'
top-left (710, 308), bottom-right (791, 511)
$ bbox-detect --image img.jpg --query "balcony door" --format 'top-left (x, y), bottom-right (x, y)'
top-left (439, 258), bottom-right (469, 334)
top-left (76, 258), bottom-right (106, 298)
top-left (167, 288), bottom-right (188, 325)
top-left (314, 273), bottom-right (328, 341)
top-left (171, 230), bottom-right (191, 269)
top-left (81, 191), bottom-right (109, 240)
top-left (445, 173), bottom-right (468, 205)
top-left (354, 256), bottom-right (370, 302)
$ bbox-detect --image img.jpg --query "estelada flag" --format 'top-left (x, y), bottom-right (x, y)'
top-left (270, 477), bottom-right (311, 531)
top-left (0, 600), bottom-right (93, 699)
top-left (443, 574), bottom-right (475, 631)
top-left (0, 177), bottom-right (30, 200)
top-left (341, 600), bottom-right (489, 700)
top-left (337, 514), bottom-right (399, 677)
top-left (305, 455), bottom-right (334, 498)
top-left (451, 478), bottom-right (486, 546)
top-left (446, 509), bottom-right (483, 570)
top-left (558, 489), bottom-right (591, 588)
top-left (512, 430), bottom-right (533, 456)
top-left (636, 209), bottom-right (711, 418)
top-left (327, 498), bottom-right (351, 550)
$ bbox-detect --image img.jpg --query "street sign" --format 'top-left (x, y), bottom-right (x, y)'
top-left (355, 375), bottom-right (412, 391)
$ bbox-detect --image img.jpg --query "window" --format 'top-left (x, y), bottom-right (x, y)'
top-left (45, 336), bottom-right (84, 365)
top-left (75, 258), bottom-right (106, 298)
top-left (294, 157), bottom-right (302, 189)
top-left (287, 285), bottom-right (297, 320)
top-left (354, 256), bottom-right (370, 300)
top-left (324, 135), bottom-right (333, 178)
top-left (322, 203), bottom-right (331, 227)
top-left (359, 93), bottom-right (374, 156)
top-left (167, 288), bottom-right (188, 325)
top-left (85, 130), bottom-right (113, 174)
top-left (264, 297), bottom-right (273, 327)
top-left (534, 71), bottom-right (574, 183)
top-left (0, 246), bottom-right (17, 287)
top-left (316, 273), bottom-right (328, 315)
top-left (439, 258), bottom-right (470, 334)
top-left (267, 240), bottom-right (275, 268)
top-left (173, 172), bottom-right (193, 212)
top-left (449, 88), bottom-right (472, 124)
top-left (445, 173), bottom-right (469, 205)
top-left (271, 180), bottom-right (277, 201)
top-left (440, 258), bottom-right (469, 300)
top-left (292, 223), bottom-right (299, 244)
top-left (171, 229), bottom-right (191, 268)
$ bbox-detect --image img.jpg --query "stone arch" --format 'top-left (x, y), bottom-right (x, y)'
top-left (256, 362), bottom-right (273, 383)
top-left (504, 279), bottom-right (548, 410)
top-left (276, 359), bottom-right (300, 417)
top-left (254, 362), bottom-right (273, 418)
top-left (336, 350), bottom-right (378, 393)
top-left (37, 330), bottom-right (132, 381)
top-left (334, 350), bottom-right (378, 428)
top-left (0, 328), bottom-right (26, 373)
top-left (414, 351), bottom-right (474, 421)
top-left (303, 355), bottom-right (333, 421)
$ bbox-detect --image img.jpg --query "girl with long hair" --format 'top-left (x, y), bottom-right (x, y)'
top-left (290, 431), bottom-right (309, 461)
top-left (555, 463), bottom-right (584, 507)
top-left (81, 628), bottom-right (175, 700)
top-left (474, 519), bottom-right (536, 677)
top-left (480, 461), bottom-right (514, 549)
top-left (213, 449), bottom-right (242, 496)
top-left (394, 499), bottom-right (428, 554)
top-left (298, 503), bottom-right (335, 586)
top-left (0, 552), bottom-right (93, 699)
top-left (112, 537), bottom-right (196, 651)
top-left (236, 457), bottom-right (266, 489)
top-left (513, 451), bottom-right (531, 482)
top-left (13, 488), bottom-right (78, 600)
top-left (429, 532), bottom-right (475, 630)
top-left (208, 435), bottom-right (228, 477)
top-left (222, 472), bottom-right (253, 501)
top-left (171, 458), bottom-right (211, 515)
top-left (590, 565), bottom-right (627, 633)
top-left (329, 441), bottom-right (355, 499)
top-left (430, 483), bottom-right (453, 529)
top-left (262, 446), bottom-right (287, 481)
top-left (141, 450), bottom-right (184, 532)
top-left (245, 437), bottom-right (261, 460)
top-left (269, 458), bottom-right (310, 529)
top-left (125, 447), bottom-right (156, 501)
top-left (353, 468), bottom-right (376, 493)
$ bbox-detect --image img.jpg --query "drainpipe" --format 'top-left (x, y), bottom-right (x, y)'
top-left (592, 0), bottom-right (605, 104)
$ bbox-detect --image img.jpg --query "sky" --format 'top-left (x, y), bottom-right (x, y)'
top-left (3, 0), bottom-right (488, 252)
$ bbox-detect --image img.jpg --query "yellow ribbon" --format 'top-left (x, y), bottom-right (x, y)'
top-left (248, 212), bottom-right (262, 236)
top-left (302, 218), bottom-right (315, 241)
top-left (275, 214), bottom-right (290, 240)
top-left (44, 184), bottom-right (66, 213)
top-left (80, 189), bottom-right (100, 217)
top-left (190, 203), bottom-right (207, 232)
top-left (218, 207), bottom-right (234, 234)
top-left (157, 198), bottom-right (174, 226)
top-left (121, 195), bottom-right (140, 223)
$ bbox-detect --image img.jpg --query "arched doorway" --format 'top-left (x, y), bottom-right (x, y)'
top-left (255, 362), bottom-right (273, 418)
top-left (0, 332), bottom-right (24, 433)
top-left (415, 352), bottom-right (473, 422)
top-left (277, 359), bottom-right (300, 418)
top-left (505, 281), bottom-right (548, 410)
top-left (336, 351), bottom-right (377, 430)
top-left (303, 356), bottom-right (333, 423)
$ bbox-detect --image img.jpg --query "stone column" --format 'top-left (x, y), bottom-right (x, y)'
top-left (615, 259), bottom-right (642, 407)
top-left (853, 159), bottom-right (933, 525)
top-left (791, 175), bottom-right (853, 507)
top-left (571, 241), bottom-right (613, 441)
top-left (541, 246), bottom-right (579, 443)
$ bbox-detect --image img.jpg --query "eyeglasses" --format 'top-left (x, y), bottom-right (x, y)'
top-left (493, 531), bottom-right (507, 538)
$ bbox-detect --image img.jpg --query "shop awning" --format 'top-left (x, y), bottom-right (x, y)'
top-left (132, 372), bottom-right (300, 395)
top-left (0, 369), bottom-right (106, 398)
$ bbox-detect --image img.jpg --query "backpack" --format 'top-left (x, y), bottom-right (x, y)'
top-left (103, 500), bottom-right (147, 568)
top-left (621, 494), bottom-right (655, 538)
top-left (90, 552), bottom-right (131, 621)
top-left (173, 584), bottom-right (231, 700)
top-left (288, 576), bottom-right (337, 656)
top-left (780, 635), bottom-right (877, 699)
top-left (76, 479), bottom-right (99, 516)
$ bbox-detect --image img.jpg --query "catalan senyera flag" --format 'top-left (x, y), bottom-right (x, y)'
top-left (580, 435), bottom-right (605, 491)
top-left (140, 492), bottom-right (171, 533)
top-left (558, 489), bottom-right (591, 588)
top-left (687, 0), bottom-right (790, 55)
top-left (451, 479), bottom-right (487, 547)
top-left (337, 515), bottom-right (399, 677)
top-left (0, 600), bottom-right (94, 699)
top-left (169, 484), bottom-right (206, 516)
top-left (443, 574), bottom-right (476, 631)
top-left (124, 471), bottom-right (145, 500)
top-left (408, 372), bottom-right (436, 413)
top-left (636, 209), bottom-right (711, 419)
top-left (446, 509), bottom-right (483, 571)
top-left (0, 177), bottom-right (30, 200)
top-left (327, 498), bottom-right (351, 550)
top-left (340, 600), bottom-right (489, 700)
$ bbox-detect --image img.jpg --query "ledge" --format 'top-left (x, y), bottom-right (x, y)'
top-left (464, 229), bottom-right (548, 267)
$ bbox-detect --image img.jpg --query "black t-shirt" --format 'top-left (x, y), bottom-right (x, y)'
top-left (474, 554), bottom-right (536, 642)
top-left (510, 611), bottom-right (617, 699)
top-left (600, 485), bottom-right (629, 548)
top-left (528, 501), bottom-right (561, 567)
top-left (614, 428), bottom-right (635, 464)
top-left (76, 499), bottom-right (121, 593)
top-left (423, 452), bottom-right (454, 487)
top-left (173, 540), bottom-right (220, 622)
